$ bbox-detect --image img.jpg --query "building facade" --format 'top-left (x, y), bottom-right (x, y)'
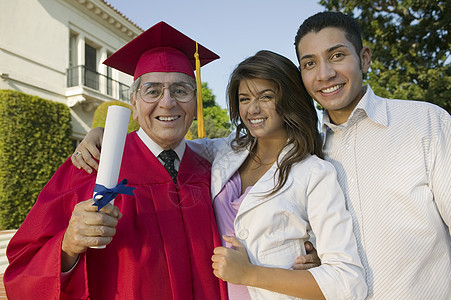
top-left (0, 0), bottom-right (142, 141)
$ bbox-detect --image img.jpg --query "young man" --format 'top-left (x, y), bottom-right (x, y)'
top-left (294, 11), bottom-right (450, 299)
top-left (4, 22), bottom-right (227, 300)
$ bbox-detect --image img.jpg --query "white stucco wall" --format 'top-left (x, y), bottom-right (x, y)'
top-left (0, 0), bottom-right (140, 139)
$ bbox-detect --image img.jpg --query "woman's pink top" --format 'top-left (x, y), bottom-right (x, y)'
top-left (213, 171), bottom-right (252, 300)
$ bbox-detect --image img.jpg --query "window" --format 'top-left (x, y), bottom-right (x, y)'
top-left (84, 44), bottom-right (98, 90)
top-left (106, 51), bottom-right (113, 96)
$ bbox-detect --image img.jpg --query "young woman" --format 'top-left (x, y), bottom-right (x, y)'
top-left (72, 51), bottom-right (367, 299)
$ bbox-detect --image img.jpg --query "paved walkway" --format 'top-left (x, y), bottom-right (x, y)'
top-left (0, 230), bottom-right (17, 300)
top-left (0, 273), bottom-right (6, 299)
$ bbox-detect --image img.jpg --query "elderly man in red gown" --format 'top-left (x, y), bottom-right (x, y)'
top-left (4, 22), bottom-right (227, 300)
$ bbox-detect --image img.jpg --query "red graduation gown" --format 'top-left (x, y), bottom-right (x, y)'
top-left (4, 132), bottom-right (227, 300)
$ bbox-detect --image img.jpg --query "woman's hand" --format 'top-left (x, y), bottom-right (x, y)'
top-left (71, 127), bottom-right (105, 173)
top-left (213, 237), bottom-right (325, 299)
top-left (211, 235), bottom-right (255, 286)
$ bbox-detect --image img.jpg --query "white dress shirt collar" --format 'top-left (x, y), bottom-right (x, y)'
top-left (321, 85), bottom-right (389, 142)
top-left (136, 128), bottom-right (185, 168)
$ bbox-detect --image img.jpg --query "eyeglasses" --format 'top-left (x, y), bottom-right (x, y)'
top-left (138, 82), bottom-right (196, 103)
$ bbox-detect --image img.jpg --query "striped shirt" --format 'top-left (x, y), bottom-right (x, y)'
top-left (322, 85), bottom-right (451, 299)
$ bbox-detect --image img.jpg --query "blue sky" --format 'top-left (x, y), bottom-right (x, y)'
top-left (105, 0), bottom-right (325, 108)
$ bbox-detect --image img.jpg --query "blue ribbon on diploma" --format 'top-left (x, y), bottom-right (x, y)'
top-left (92, 179), bottom-right (136, 210)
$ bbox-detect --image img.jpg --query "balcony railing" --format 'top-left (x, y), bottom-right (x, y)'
top-left (67, 65), bottom-right (130, 101)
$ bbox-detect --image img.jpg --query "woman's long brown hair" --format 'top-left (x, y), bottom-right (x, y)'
top-left (227, 50), bottom-right (323, 196)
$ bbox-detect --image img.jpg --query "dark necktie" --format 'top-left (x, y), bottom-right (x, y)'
top-left (159, 150), bottom-right (178, 183)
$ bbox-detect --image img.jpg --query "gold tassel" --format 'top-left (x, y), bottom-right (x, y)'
top-left (194, 42), bottom-right (205, 138)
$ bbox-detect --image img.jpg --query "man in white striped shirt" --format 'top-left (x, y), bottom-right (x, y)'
top-left (294, 11), bottom-right (450, 299)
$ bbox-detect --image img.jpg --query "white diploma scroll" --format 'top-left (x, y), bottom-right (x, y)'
top-left (91, 105), bottom-right (130, 249)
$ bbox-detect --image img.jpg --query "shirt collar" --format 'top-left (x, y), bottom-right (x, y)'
top-left (356, 85), bottom-right (388, 127)
top-left (321, 85), bottom-right (388, 134)
top-left (136, 128), bottom-right (185, 161)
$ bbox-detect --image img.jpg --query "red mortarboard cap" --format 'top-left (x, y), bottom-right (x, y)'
top-left (103, 21), bottom-right (219, 80)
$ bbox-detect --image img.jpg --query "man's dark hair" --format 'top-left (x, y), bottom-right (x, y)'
top-left (294, 12), bottom-right (363, 62)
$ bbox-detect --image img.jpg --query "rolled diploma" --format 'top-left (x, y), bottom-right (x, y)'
top-left (91, 105), bottom-right (130, 248)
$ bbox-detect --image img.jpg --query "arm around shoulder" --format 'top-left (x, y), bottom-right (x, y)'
top-left (186, 133), bottom-right (234, 163)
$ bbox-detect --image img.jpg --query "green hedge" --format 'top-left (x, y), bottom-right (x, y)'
top-left (92, 100), bottom-right (139, 132)
top-left (0, 90), bottom-right (72, 229)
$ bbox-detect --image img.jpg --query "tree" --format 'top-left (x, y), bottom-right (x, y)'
top-left (189, 83), bottom-right (232, 139)
top-left (319, 0), bottom-right (451, 113)
top-left (92, 100), bottom-right (139, 133)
